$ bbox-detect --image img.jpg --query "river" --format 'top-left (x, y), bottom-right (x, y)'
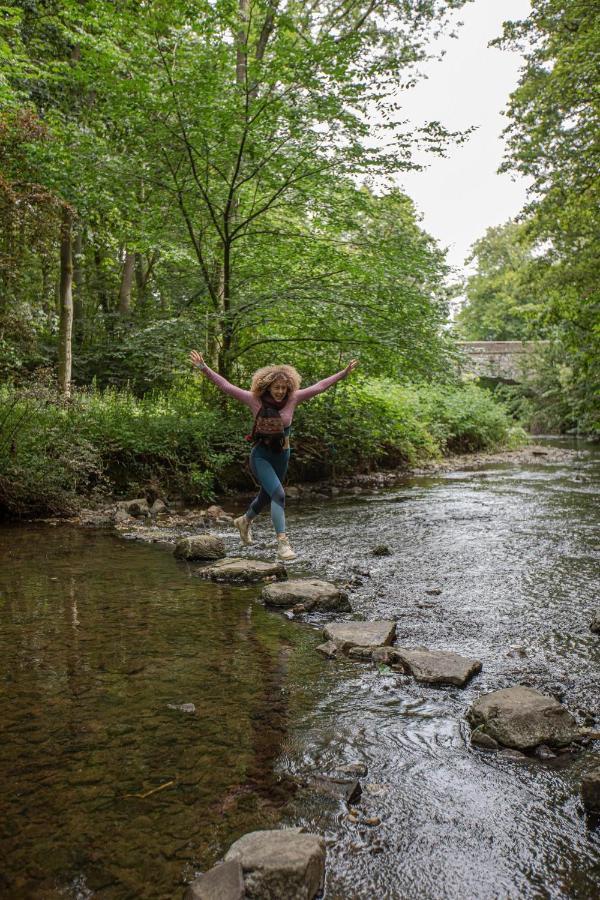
top-left (1, 439), bottom-right (598, 898)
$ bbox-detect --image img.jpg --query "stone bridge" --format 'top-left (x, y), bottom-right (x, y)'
top-left (458, 341), bottom-right (549, 382)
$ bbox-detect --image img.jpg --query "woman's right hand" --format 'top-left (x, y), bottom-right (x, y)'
top-left (190, 350), bottom-right (205, 368)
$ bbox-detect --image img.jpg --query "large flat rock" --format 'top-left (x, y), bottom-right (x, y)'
top-left (395, 648), bottom-right (482, 687)
top-left (467, 687), bottom-right (578, 750)
top-left (323, 621), bottom-right (396, 651)
top-left (262, 579), bottom-right (350, 612)
top-left (185, 861), bottom-right (244, 899)
top-left (224, 829), bottom-right (325, 899)
top-left (198, 558), bottom-right (286, 584)
top-left (174, 535), bottom-right (225, 560)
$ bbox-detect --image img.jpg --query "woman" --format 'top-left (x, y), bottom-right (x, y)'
top-left (190, 350), bottom-right (358, 560)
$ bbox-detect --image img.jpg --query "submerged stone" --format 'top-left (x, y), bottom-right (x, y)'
top-left (307, 775), bottom-right (362, 804)
top-left (371, 544), bottom-right (391, 556)
top-left (174, 535), bottom-right (225, 561)
top-left (185, 860), bottom-right (244, 900)
top-left (323, 621), bottom-right (396, 651)
top-left (393, 648), bottom-right (482, 687)
top-left (262, 579), bottom-right (350, 612)
top-left (590, 613), bottom-right (600, 634)
top-left (467, 687), bottom-right (578, 750)
top-left (198, 558), bottom-right (286, 584)
top-left (224, 828), bottom-right (325, 899)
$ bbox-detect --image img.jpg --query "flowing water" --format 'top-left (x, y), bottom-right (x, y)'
top-left (1, 440), bottom-right (599, 898)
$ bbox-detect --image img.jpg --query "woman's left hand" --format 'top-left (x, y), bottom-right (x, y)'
top-left (345, 359), bottom-right (359, 373)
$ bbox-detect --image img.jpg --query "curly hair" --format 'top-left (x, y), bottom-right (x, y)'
top-left (250, 364), bottom-right (301, 397)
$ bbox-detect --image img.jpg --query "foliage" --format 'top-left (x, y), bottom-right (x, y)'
top-left (495, 0), bottom-right (600, 432)
top-left (456, 221), bottom-right (543, 341)
top-left (0, 0), bottom-right (469, 389)
top-left (0, 373), bottom-right (521, 517)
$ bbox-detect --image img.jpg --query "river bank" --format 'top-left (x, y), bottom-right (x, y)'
top-left (31, 442), bottom-right (580, 532)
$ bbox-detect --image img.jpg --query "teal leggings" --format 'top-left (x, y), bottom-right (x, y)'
top-left (246, 443), bottom-right (290, 535)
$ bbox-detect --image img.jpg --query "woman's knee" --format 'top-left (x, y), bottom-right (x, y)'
top-left (272, 484), bottom-right (285, 508)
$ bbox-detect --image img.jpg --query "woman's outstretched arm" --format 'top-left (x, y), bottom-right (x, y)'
top-left (294, 359), bottom-right (358, 404)
top-left (190, 350), bottom-right (256, 409)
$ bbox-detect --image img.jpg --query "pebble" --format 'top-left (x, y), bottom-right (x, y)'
top-left (363, 816), bottom-right (381, 827)
top-left (346, 814), bottom-right (359, 824)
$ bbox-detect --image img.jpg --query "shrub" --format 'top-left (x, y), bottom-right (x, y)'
top-left (0, 373), bottom-right (521, 518)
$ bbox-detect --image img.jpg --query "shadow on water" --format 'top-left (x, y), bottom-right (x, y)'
top-left (1, 438), bottom-right (599, 898)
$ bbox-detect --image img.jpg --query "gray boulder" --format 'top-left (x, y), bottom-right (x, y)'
top-left (117, 498), bottom-right (150, 517)
top-left (224, 829), bottom-right (325, 899)
top-left (467, 687), bottom-right (578, 750)
top-left (581, 763), bottom-right (600, 813)
top-left (174, 535), bottom-right (225, 561)
top-left (185, 861), bottom-right (244, 900)
top-left (590, 613), bottom-right (600, 634)
top-left (323, 621), bottom-right (396, 652)
top-left (394, 648), bottom-right (482, 687)
top-left (199, 558), bottom-right (287, 584)
top-left (150, 498), bottom-right (168, 517)
top-left (262, 579), bottom-right (350, 612)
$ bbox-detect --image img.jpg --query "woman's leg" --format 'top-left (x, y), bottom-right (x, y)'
top-left (250, 457), bottom-right (286, 534)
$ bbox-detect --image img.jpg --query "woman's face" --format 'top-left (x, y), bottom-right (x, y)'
top-left (270, 377), bottom-right (288, 402)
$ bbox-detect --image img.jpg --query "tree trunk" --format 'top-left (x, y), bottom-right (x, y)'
top-left (72, 226), bottom-right (84, 344)
top-left (58, 206), bottom-right (74, 397)
top-left (118, 250), bottom-right (135, 315)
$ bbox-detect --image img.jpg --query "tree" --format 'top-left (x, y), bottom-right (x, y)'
top-left (496, 0), bottom-right (600, 429)
top-left (70, 0), bottom-right (468, 376)
top-left (456, 221), bottom-right (540, 341)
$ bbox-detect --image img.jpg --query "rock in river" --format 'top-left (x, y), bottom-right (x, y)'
top-left (198, 557), bottom-right (287, 584)
top-left (467, 687), bottom-right (578, 750)
top-left (323, 621), bottom-right (396, 652)
top-left (174, 535), bottom-right (225, 561)
top-left (590, 612), bottom-right (600, 634)
top-left (185, 860), bottom-right (244, 900)
top-left (394, 648), bottom-right (482, 687)
top-left (224, 828), bottom-right (325, 899)
top-left (262, 579), bottom-right (350, 612)
top-left (581, 762), bottom-right (600, 814)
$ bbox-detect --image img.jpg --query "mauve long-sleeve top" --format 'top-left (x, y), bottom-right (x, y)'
top-left (199, 364), bottom-right (349, 428)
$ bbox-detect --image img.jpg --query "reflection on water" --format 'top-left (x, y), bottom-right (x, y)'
top-left (0, 530), bottom-right (320, 898)
top-left (1, 439), bottom-right (599, 898)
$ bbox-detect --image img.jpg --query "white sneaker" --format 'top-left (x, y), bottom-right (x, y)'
top-left (234, 515), bottom-right (253, 546)
top-left (277, 537), bottom-right (297, 561)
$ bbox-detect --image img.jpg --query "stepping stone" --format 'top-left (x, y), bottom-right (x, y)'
top-left (590, 612), bottom-right (600, 634)
top-left (323, 621), bottom-right (396, 652)
top-left (262, 579), bottom-right (350, 612)
top-left (224, 829), bottom-right (325, 899)
top-left (582, 763), bottom-right (600, 813)
top-left (197, 558), bottom-right (286, 584)
top-left (467, 687), bottom-right (578, 750)
top-left (174, 535), bottom-right (225, 560)
top-left (185, 861), bottom-right (244, 900)
top-left (393, 648), bottom-right (482, 687)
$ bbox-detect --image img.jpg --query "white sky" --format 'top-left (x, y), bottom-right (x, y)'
top-left (396, 0), bottom-right (532, 275)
